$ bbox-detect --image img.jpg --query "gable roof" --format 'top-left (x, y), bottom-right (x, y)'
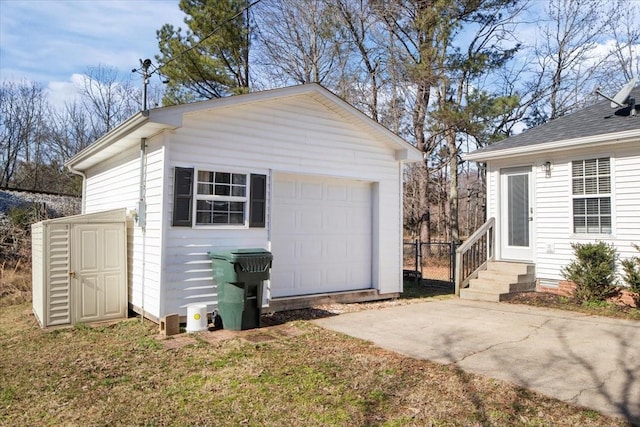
top-left (465, 86), bottom-right (640, 162)
top-left (66, 84), bottom-right (421, 171)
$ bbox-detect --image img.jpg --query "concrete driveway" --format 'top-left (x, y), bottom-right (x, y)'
top-left (313, 298), bottom-right (640, 423)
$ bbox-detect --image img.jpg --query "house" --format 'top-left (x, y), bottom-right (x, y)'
top-left (457, 86), bottom-right (640, 301)
top-left (64, 84), bottom-right (422, 323)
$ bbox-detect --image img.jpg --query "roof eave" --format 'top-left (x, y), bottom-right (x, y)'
top-left (65, 110), bottom-right (180, 172)
top-left (464, 128), bottom-right (640, 162)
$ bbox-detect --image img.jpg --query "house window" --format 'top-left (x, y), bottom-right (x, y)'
top-left (571, 157), bottom-right (611, 234)
top-left (172, 167), bottom-right (267, 228)
top-left (195, 171), bottom-right (247, 225)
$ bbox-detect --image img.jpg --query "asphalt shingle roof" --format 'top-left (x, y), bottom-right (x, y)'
top-left (470, 87), bottom-right (640, 155)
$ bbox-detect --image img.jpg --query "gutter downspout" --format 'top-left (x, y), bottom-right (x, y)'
top-left (66, 166), bottom-right (87, 214)
top-left (138, 138), bottom-right (147, 323)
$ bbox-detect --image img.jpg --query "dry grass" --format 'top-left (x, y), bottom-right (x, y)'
top-left (0, 302), bottom-right (631, 426)
top-left (0, 271), bottom-right (635, 425)
top-left (0, 263), bottom-right (31, 308)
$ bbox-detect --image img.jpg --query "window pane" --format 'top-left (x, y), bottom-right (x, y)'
top-left (232, 174), bottom-right (246, 185)
top-left (572, 178), bottom-right (584, 195)
top-left (598, 158), bottom-right (610, 174)
top-left (584, 159), bottom-right (597, 176)
top-left (573, 199), bottom-right (586, 215)
top-left (601, 216), bottom-right (612, 233)
top-left (229, 213), bottom-right (244, 224)
top-left (198, 171), bottom-right (214, 183)
top-left (584, 177), bottom-right (598, 194)
top-left (196, 212), bottom-right (211, 224)
top-left (586, 216), bottom-right (600, 233)
top-left (231, 186), bottom-right (246, 197)
top-left (600, 197), bottom-right (611, 214)
top-left (215, 172), bottom-right (231, 184)
top-left (213, 201), bottom-right (228, 211)
top-left (215, 184), bottom-right (230, 196)
top-left (586, 198), bottom-right (599, 214)
top-left (197, 183), bottom-right (213, 195)
top-left (213, 213), bottom-right (228, 224)
top-left (572, 161), bottom-right (584, 176)
top-left (230, 201), bottom-right (244, 211)
top-left (599, 176), bottom-right (610, 193)
top-left (574, 216), bottom-right (586, 233)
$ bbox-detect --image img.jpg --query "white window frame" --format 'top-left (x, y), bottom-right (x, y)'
top-left (193, 169), bottom-right (249, 227)
top-left (571, 157), bottom-right (612, 235)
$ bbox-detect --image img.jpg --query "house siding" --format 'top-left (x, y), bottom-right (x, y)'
top-left (487, 140), bottom-right (639, 285)
top-left (161, 94), bottom-right (401, 317)
top-left (83, 136), bottom-right (166, 319)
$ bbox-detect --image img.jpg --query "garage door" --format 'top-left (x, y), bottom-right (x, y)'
top-left (270, 173), bottom-right (372, 298)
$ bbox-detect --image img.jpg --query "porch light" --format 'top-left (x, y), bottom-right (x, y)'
top-left (543, 161), bottom-right (552, 178)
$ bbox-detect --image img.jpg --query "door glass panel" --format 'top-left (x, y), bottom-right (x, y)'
top-left (508, 174), bottom-right (529, 247)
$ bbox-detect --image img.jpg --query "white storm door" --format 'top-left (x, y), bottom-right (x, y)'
top-left (270, 174), bottom-right (372, 298)
top-left (74, 224), bottom-right (127, 323)
top-left (500, 167), bottom-right (534, 262)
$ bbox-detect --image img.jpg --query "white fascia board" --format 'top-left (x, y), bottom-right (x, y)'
top-left (464, 129), bottom-right (640, 162)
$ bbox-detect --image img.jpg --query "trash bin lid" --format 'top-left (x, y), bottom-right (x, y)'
top-left (208, 248), bottom-right (272, 262)
top-left (208, 248), bottom-right (272, 273)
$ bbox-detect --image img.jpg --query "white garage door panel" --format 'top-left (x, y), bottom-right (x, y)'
top-left (271, 174), bottom-right (372, 298)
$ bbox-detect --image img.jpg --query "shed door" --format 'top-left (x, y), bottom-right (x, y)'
top-left (74, 223), bottom-right (127, 323)
top-left (270, 173), bottom-right (372, 298)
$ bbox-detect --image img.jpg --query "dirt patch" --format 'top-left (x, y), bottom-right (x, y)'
top-left (506, 291), bottom-right (640, 320)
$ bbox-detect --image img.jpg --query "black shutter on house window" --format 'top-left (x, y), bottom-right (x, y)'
top-left (172, 167), bottom-right (194, 227)
top-left (249, 174), bottom-right (267, 228)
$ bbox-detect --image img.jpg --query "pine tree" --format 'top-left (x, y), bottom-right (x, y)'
top-left (155, 0), bottom-right (251, 105)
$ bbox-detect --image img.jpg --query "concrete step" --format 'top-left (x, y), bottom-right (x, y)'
top-left (460, 288), bottom-right (536, 302)
top-left (459, 288), bottom-right (501, 302)
top-left (460, 261), bottom-right (536, 302)
top-left (468, 278), bottom-right (536, 293)
top-left (476, 269), bottom-right (535, 285)
top-left (487, 261), bottom-right (535, 276)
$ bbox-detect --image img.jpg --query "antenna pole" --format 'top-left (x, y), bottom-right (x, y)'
top-left (141, 59), bottom-right (151, 112)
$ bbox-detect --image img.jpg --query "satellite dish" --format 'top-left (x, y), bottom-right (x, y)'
top-left (595, 77), bottom-right (637, 108)
top-left (609, 77), bottom-right (637, 108)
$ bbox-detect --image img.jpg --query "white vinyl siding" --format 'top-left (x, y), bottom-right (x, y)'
top-left (83, 136), bottom-right (165, 319)
top-left (161, 94), bottom-right (401, 316)
top-left (487, 141), bottom-right (639, 283)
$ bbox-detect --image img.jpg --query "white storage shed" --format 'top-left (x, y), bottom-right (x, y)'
top-left (31, 209), bottom-right (128, 328)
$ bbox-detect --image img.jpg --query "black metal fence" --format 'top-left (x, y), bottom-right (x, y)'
top-left (403, 240), bottom-right (456, 284)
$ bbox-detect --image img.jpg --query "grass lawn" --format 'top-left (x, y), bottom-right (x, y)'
top-left (1, 277), bottom-right (635, 426)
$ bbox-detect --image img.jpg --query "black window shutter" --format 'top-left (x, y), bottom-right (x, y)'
top-left (249, 174), bottom-right (267, 228)
top-left (172, 167), bottom-right (194, 227)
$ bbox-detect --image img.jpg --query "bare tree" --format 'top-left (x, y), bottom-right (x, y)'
top-left (254, 0), bottom-right (346, 87)
top-left (79, 65), bottom-right (139, 136)
top-left (0, 81), bottom-right (48, 188)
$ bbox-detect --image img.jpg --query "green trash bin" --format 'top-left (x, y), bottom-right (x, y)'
top-left (209, 248), bottom-right (272, 331)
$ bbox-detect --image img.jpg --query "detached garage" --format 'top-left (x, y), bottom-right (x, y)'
top-left (64, 84), bottom-right (421, 322)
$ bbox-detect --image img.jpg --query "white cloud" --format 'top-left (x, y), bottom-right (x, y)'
top-left (0, 0), bottom-right (185, 85)
top-left (46, 74), bottom-right (86, 110)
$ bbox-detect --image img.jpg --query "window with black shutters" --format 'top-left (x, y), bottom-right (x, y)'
top-left (172, 167), bottom-right (266, 228)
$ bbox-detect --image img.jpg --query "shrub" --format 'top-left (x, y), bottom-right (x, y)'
top-left (561, 241), bottom-right (619, 303)
top-left (621, 243), bottom-right (640, 305)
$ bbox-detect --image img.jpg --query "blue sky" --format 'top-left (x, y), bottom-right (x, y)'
top-left (0, 0), bottom-right (185, 104)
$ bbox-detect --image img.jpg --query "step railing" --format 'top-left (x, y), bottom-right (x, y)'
top-left (455, 217), bottom-right (495, 295)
